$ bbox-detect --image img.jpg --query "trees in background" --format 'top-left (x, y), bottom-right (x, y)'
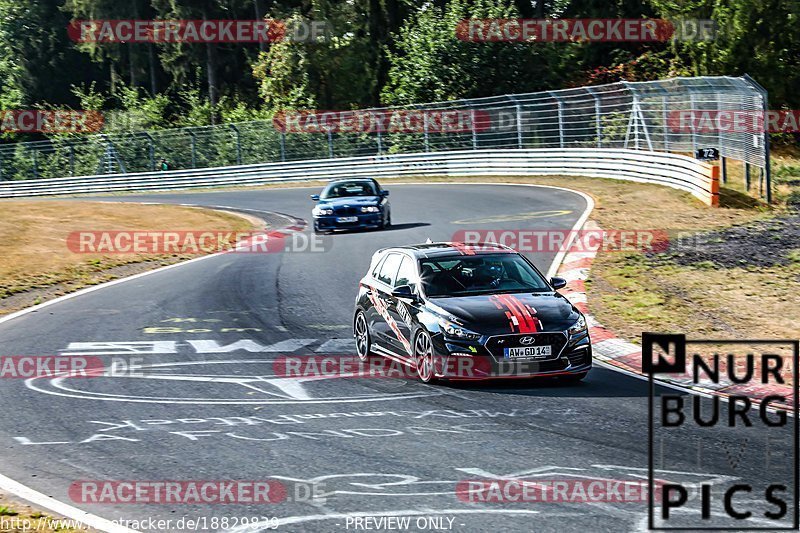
top-left (0, 0), bottom-right (797, 137)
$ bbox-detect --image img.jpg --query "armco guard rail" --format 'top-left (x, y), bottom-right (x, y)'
top-left (0, 148), bottom-right (719, 205)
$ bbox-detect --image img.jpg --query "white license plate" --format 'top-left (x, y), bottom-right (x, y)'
top-left (504, 346), bottom-right (552, 359)
top-left (336, 216), bottom-right (358, 223)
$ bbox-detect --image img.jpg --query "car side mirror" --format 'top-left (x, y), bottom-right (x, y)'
top-left (381, 190), bottom-right (390, 197)
top-left (392, 284), bottom-right (416, 301)
top-left (550, 277), bottom-right (567, 290)
top-left (310, 194), bottom-right (320, 201)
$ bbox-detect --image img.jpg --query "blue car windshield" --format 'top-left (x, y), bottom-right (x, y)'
top-left (321, 181), bottom-right (378, 199)
top-left (419, 254), bottom-right (550, 297)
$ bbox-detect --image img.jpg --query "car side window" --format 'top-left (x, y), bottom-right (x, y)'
top-left (371, 255), bottom-right (387, 279)
top-left (376, 253), bottom-right (402, 286)
top-left (394, 256), bottom-right (416, 287)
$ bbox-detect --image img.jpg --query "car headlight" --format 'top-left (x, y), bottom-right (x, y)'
top-left (438, 319), bottom-right (482, 341)
top-left (568, 315), bottom-right (587, 335)
top-left (360, 206), bottom-right (380, 213)
top-left (313, 206), bottom-right (333, 216)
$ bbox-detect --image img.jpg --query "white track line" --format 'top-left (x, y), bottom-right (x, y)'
top-left (0, 182), bottom-right (597, 532)
top-left (0, 472), bottom-right (138, 532)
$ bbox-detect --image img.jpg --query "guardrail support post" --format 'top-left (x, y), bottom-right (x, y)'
top-left (721, 156), bottom-right (727, 183)
top-left (230, 125), bottom-right (242, 165)
top-left (745, 162), bottom-right (751, 191)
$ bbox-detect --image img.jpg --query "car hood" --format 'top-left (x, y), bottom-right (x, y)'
top-left (428, 292), bottom-right (580, 336)
top-left (318, 196), bottom-right (381, 207)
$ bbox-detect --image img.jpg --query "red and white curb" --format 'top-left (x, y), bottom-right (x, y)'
top-left (556, 220), bottom-right (795, 409)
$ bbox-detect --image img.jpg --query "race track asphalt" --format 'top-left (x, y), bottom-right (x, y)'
top-left (0, 184), bottom-right (794, 532)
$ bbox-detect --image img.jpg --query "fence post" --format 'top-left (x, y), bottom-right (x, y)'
top-left (689, 93), bottom-right (697, 153)
top-left (280, 132), bottom-right (286, 162)
top-left (141, 132), bottom-right (155, 170)
top-left (68, 143), bottom-right (75, 176)
top-left (763, 119), bottom-right (772, 204)
top-left (32, 149), bottom-right (38, 179)
top-left (189, 130), bottom-right (197, 168)
top-left (550, 93), bottom-right (565, 149)
top-left (662, 96), bottom-right (669, 151)
top-left (376, 127), bottom-right (383, 156)
top-left (471, 109), bottom-right (478, 150)
top-left (586, 87), bottom-right (601, 148)
top-left (423, 111), bottom-right (430, 152)
top-left (230, 124), bottom-right (242, 165)
top-left (327, 129), bottom-right (334, 158)
top-left (507, 95), bottom-right (523, 149)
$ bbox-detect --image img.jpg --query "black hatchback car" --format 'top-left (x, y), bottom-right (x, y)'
top-left (311, 178), bottom-right (391, 233)
top-left (353, 242), bottom-right (592, 383)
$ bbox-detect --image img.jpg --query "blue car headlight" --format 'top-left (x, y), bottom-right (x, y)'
top-left (360, 206), bottom-right (380, 213)
top-left (568, 315), bottom-right (587, 335)
top-left (313, 206), bottom-right (334, 216)
top-left (438, 319), bottom-right (481, 341)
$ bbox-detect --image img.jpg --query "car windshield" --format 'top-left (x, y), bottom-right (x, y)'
top-left (321, 181), bottom-right (378, 199)
top-left (419, 254), bottom-right (550, 297)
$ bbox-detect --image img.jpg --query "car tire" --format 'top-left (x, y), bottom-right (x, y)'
top-left (385, 211), bottom-right (391, 228)
top-left (414, 330), bottom-right (437, 383)
top-left (354, 310), bottom-right (373, 362)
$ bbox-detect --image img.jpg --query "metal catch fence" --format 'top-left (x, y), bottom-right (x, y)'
top-left (0, 75), bottom-right (771, 200)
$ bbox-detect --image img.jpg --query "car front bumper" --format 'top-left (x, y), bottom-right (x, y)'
top-left (315, 213), bottom-right (383, 230)
top-left (432, 331), bottom-right (592, 380)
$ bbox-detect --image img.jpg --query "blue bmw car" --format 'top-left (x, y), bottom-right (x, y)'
top-left (311, 178), bottom-right (391, 233)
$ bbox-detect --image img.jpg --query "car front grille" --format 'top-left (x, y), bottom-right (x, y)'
top-left (334, 206), bottom-right (359, 216)
top-left (485, 332), bottom-right (568, 361)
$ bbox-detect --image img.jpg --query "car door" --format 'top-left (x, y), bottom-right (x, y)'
top-left (385, 255), bottom-right (417, 359)
top-left (369, 252), bottom-right (403, 350)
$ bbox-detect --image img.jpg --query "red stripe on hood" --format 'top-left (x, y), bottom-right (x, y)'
top-left (493, 294), bottom-right (541, 333)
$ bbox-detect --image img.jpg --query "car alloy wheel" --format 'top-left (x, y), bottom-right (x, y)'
top-left (354, 311), bottom-right (371, 362)
top-left (414, 331), bottom-right (436, 383)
